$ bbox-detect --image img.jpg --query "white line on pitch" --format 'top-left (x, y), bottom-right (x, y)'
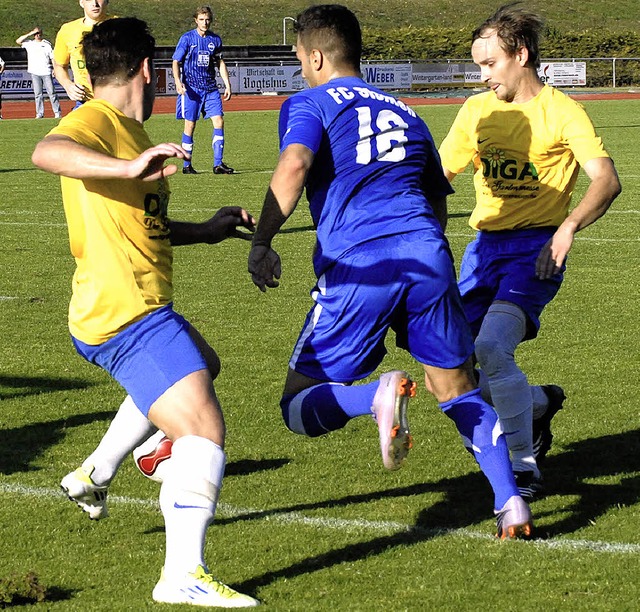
top-left (1, 482), bottom-right (638, 555)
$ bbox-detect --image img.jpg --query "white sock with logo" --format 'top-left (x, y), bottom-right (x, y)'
top-left (159, 435), bottom-right (225, 579)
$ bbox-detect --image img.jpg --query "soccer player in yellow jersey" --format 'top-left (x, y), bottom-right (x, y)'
top-left (439, 3), bottom-right (621, 500)
top-left (32, 18), bottom-right (259, 608)
top-left (53, 0), bottom-right (113, 104)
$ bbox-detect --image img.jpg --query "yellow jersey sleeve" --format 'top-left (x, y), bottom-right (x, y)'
top-left (48, 100), bottom-right (173, 344)
top-left (439, 86), bottom-right (609, 231)
top-left (53, 16), bottom-right (114, 98)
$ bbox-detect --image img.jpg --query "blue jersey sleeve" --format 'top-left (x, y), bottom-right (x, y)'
top-left (172, 33), bottom-right (189, 62)
top-left (279, 96), bottom-right (324, 154)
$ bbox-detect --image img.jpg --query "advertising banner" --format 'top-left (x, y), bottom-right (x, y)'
top-left (538, 62), bottom-right (587, 86)
top-left (0, 69), bottom-right (66, 98)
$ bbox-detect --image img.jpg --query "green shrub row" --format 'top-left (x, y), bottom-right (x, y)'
top-left (362, 26), bottom-right (640, 60)
top-left (362, 26), bottom-right (640, 87)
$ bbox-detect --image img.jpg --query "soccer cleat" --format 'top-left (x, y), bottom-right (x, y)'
top-left (533, 385), bottom-right (566, 465)
top-left (182, 164), bottom-right (198, 174)
top-left (60, 466), bottom-right (109, 520)
top-left (371, 371), bottom-right (416, 471)
top-left (152, 565), bottom-right (260, 607)
top-left (495, 495), bottom-right (533, 540)
top-left (514, 470), bottom-right (545, 502)
top-left (213, 162), bottom-right (235, 175)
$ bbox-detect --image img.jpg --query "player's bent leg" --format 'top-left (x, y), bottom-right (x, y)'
top-left (280, 368), bottom-right (415, 470)
top-left (61, 394), bottom-right (157, 519)
top-left (148, 369), bottom-right (225, 445)
top-left (475, 302), bottom-right (539, 489)
top-left (147, 372), bottom-right (259, 605)
top-left (425, 362), bottom-right (533, 538)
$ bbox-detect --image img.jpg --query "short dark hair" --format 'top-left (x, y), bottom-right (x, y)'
top-left (294, 4), bottom-right (362, 68)
top-left (82, 18), bottom-right (155, 86)
top-left (472, 2), bottom-right (544, 68)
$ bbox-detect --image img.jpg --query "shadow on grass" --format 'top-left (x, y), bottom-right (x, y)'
top-left (226, 428), bottom-right (640, 594)
top-left (0, 375), bottom-right (95, 401)
top-left (0, 409), bottom-right (114, 475)
top-left (226, 458), bottom-right (290, 476)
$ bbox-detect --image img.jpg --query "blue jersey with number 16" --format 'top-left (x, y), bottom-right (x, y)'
top-left (279, 76), bottom-right (453, 275)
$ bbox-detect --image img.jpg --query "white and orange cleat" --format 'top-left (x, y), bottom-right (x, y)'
top-left (371, 371), bottom-right (416, 470)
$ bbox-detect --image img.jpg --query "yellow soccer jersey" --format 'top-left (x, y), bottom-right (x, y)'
top-left (48, 99), bottom-right (173, 344)
top-left (53, 16), bottom-right (113, 98)
top-left (439, 85), bottom-right (609, 231)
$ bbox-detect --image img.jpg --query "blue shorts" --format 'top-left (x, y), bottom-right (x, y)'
top-left (458, 228), bottom-right (565, 340)
top-left (72, 304), bottom-right (208, 416)
top-left (176, 86), bottom-right (223, 121)
top-left (289, 231), bottom-right (475, 382)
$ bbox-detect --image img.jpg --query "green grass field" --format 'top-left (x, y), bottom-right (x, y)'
top-left (0, 99), bottom-right (639, 610)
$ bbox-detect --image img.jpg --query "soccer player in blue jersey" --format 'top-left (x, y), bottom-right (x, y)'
top-left (172, 5), bottom-right (234, 175)
top-left (248, 4), bottom-right (533, 539)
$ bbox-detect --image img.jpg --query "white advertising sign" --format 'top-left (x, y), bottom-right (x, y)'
top-left (412, 63), bottom-right (467, 85)
top-left (538, 62), bottom-right (586, 86)
top-left (0, 69), bottom-right (66, 97)
top-left (360, 63), bottom-right (413, 90)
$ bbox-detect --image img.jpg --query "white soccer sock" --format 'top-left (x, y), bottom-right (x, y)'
top-left (159, 435), bottom-right (225, 579)
top-left (475, 303), bottom-right (538, 476)
top-left (82, 395), bottom-right (157, 486)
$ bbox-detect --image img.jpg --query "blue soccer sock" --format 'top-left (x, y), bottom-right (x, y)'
top-left (281, 380), bottom-right (379, 437)
top-left (440, 388), bottom-right (519, 510)
top-left (182, 134), bottom-right (193, 168)
top-left (212, 128), bottom-right (224, 166)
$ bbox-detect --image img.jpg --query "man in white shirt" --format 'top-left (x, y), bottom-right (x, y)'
top-left (0, 55), bottom-right (5, 119)
top-left (16, 27), bottom-right (62, 118)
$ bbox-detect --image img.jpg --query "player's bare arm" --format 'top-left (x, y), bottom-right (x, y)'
top-left (249, 144), bottom-right (313, 292)
top-left (218, 59), bottom-right (232, 101)
top-left (172, 59), bottom-right (186, 95)
top-left (536, 157), bottom-right (621, 279)
top-left (32, 135), bottom-right (188, 181)
top-left (169, 207), bottom-right (256, 246)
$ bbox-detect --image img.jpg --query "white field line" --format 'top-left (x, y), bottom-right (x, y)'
top-left (1, 482), bottom-right (639, 555)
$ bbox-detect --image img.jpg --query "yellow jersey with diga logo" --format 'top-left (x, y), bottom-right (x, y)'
top-left (48, 99), bottom-right (173, 344)
top-left (439, 85), bottom-right (609, 231)
top-left (53, 16), bottom-right (113, 98)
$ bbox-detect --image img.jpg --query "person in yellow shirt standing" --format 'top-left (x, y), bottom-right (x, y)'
top-left (439, 3), bottom-right (621, 501)
top-left (32, 17), bottom-right (259, 608)
top-left (53, 0), bottom-right (112, 105)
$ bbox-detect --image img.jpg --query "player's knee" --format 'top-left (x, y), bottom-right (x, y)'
top-left (280, 393), bottom-right (306, 435)
top-left (280, 392), bottom-right (327, 437)
top-left (474, 335), bottom-right (509, 376)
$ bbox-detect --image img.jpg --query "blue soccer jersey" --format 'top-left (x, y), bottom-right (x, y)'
top-left (172, 29), bottom-right (223, 92)
top-left (279, 76), bottom-right (453, 275)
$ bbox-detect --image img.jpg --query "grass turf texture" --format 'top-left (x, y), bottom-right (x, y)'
top-left (0, 100), bottom-right (639, 610)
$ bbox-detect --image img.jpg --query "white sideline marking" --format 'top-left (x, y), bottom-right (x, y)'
top-left (2, 482), bottom-right (639, 555)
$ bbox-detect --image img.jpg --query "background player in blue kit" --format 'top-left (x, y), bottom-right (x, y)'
top-left (172, 5), bottom-right (234, 174)
top-left (248, 4), bottom-right (533, 539)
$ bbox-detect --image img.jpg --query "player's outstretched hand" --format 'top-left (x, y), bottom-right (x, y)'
top-left (248, 245), bottom-right (281, 292)
top-left (129, 143), bottom-right (190, 181)
top-left (202, 207), bottom-right (256, 243)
